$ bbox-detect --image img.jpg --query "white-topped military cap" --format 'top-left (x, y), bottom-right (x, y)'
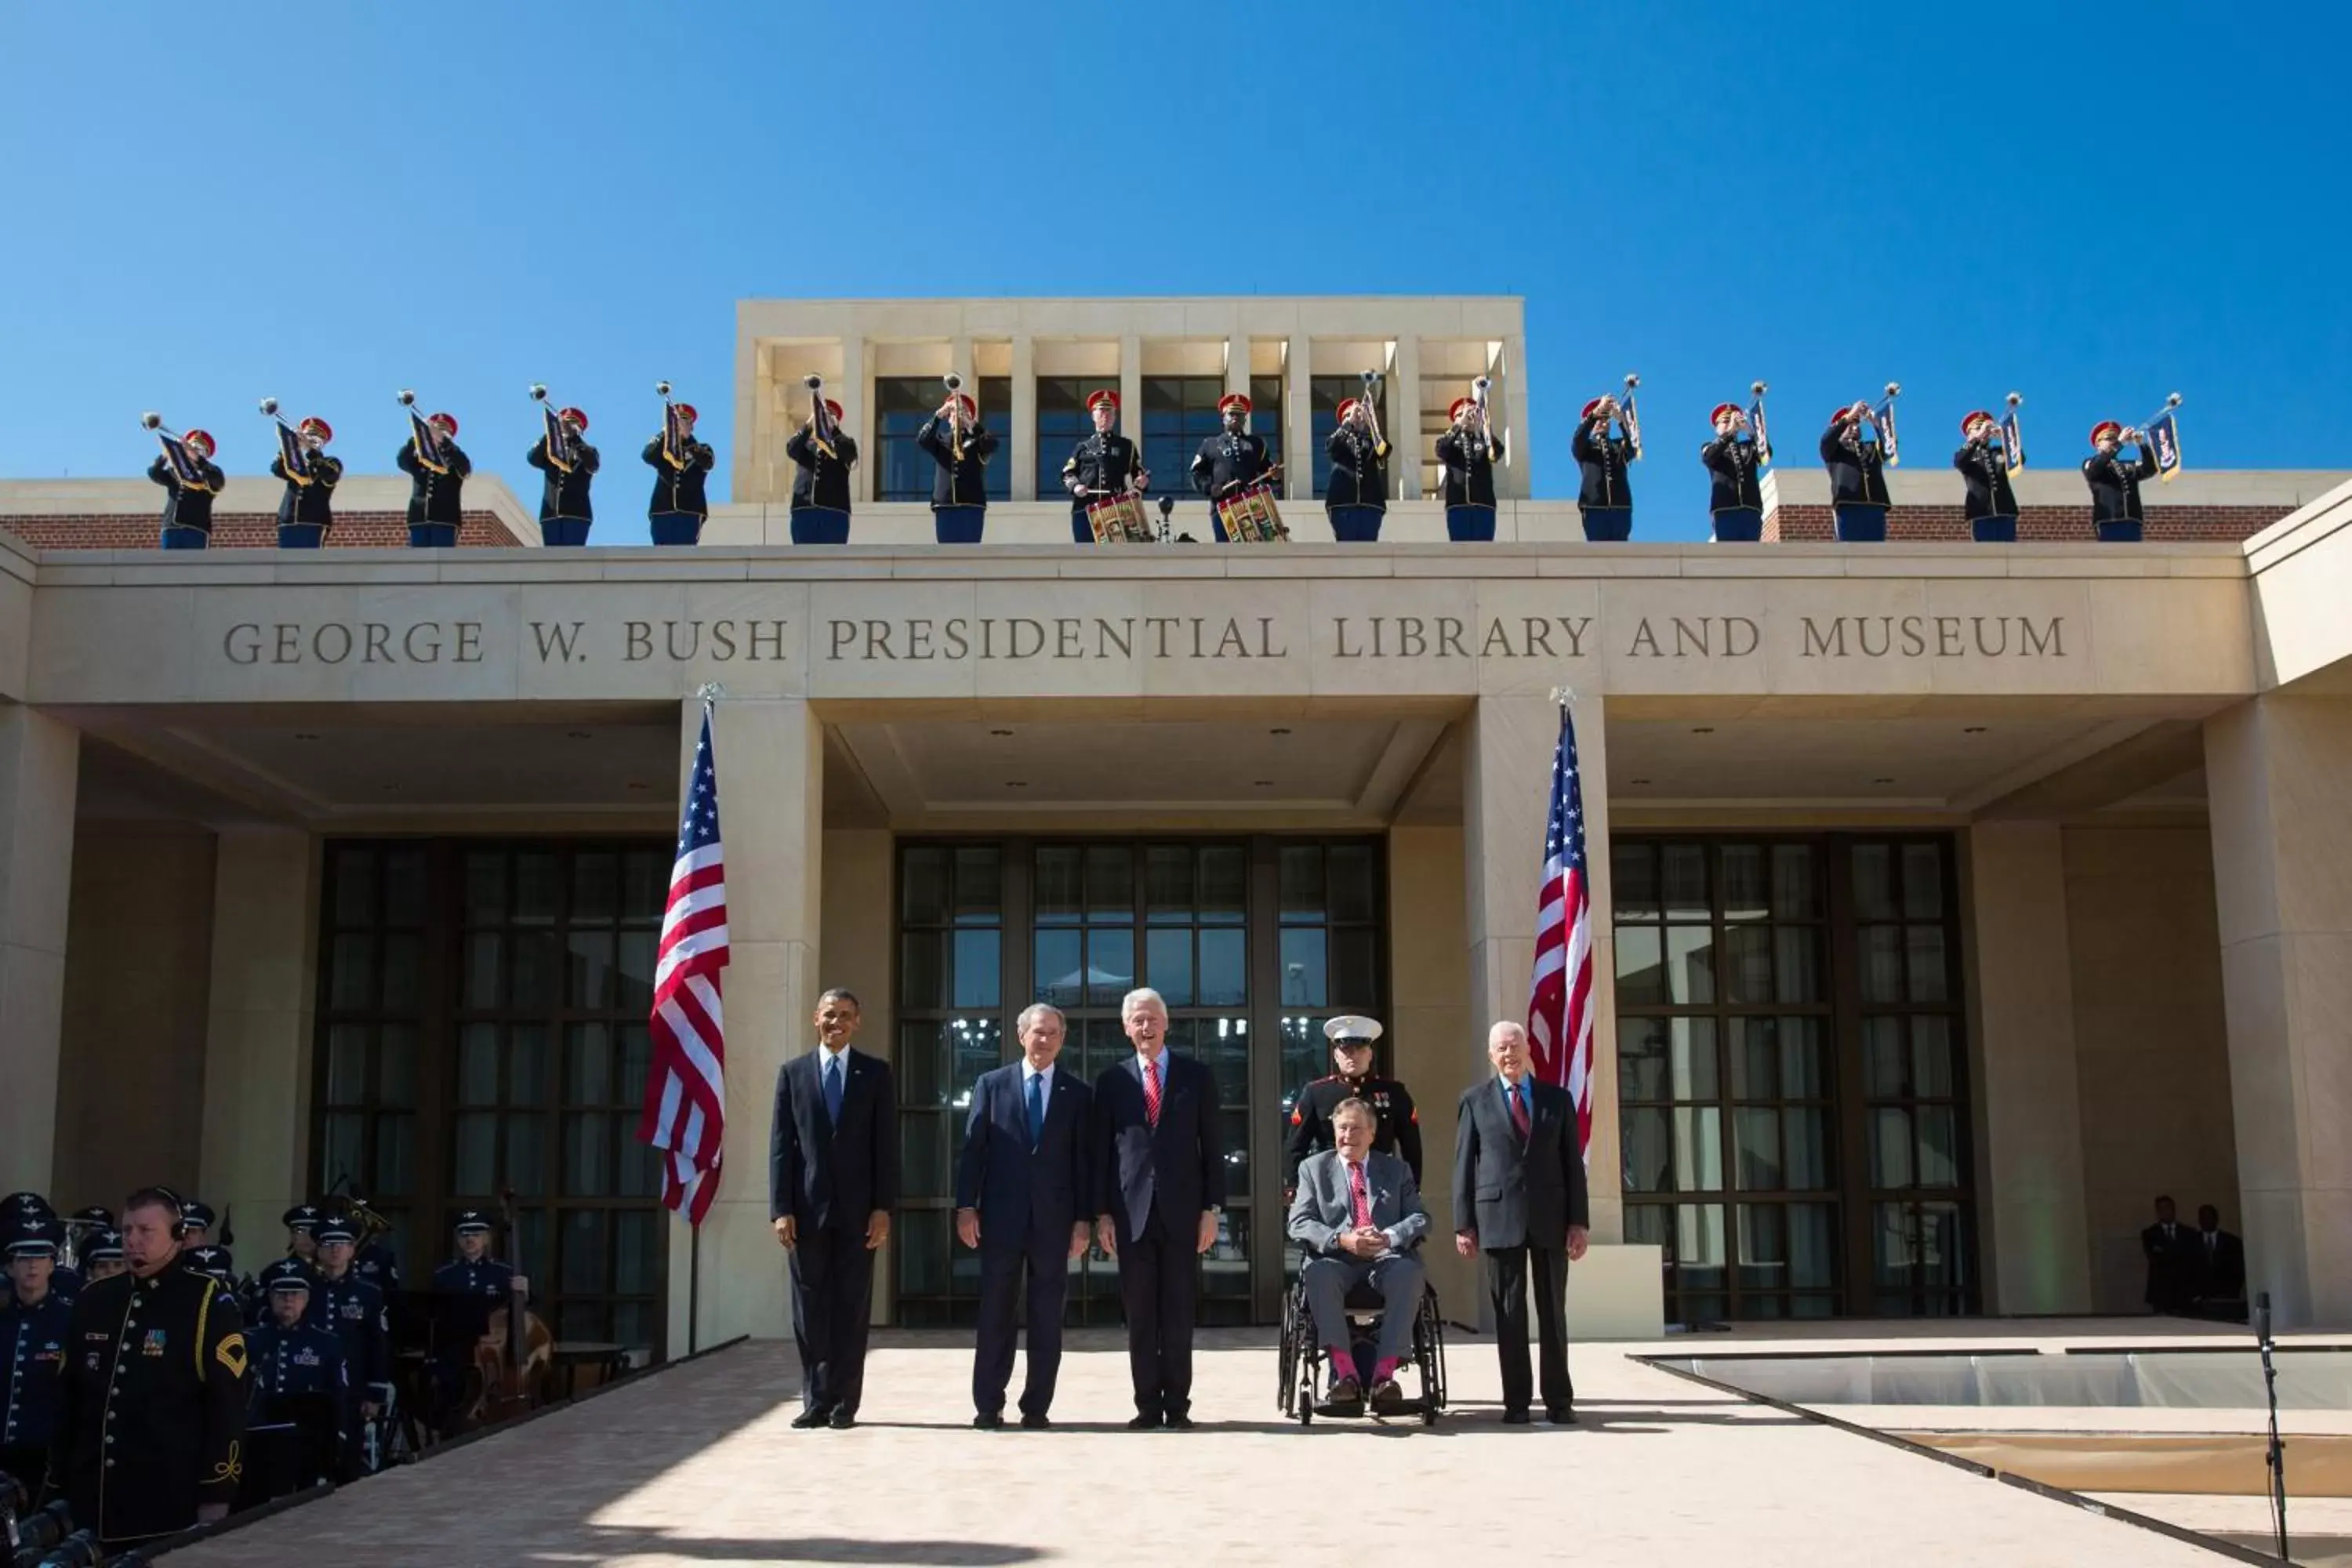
top-left (1323, 1014), bottom-right (1384, 1044)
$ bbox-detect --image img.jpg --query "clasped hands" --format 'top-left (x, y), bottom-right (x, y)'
top-left (771, 1212), bottom-right (891, 1251)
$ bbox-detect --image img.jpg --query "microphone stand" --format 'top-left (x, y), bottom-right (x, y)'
top-left (2254, 1290), bottom-right (2288, 1560)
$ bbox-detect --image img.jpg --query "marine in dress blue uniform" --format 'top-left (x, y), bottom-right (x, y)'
top-left (1282, 1015), bottom-right (1423, 1198)
top-left (270, 416), bottom-right (343, 548)
top-left (1061, 390), bottom-right (1148, 545)
top-left (395, 411), bottom-right (471, 548)
top-left (2, 1220), bottom-right (72, 1501)
top-left (528, 405), bottom-right (601, 546)
top-left (1435, 396), bottom-right (1506, 541)
top-left (1572, 396), bottom-right (1635, 541)
top-left (1189, 394), bottom-right (1277, 541)
top-left (916, 390), bottom-right (998, 544)
top-left (245, 1260), bottom-right (350, 1492)
top-left (1701, 404), bottom-right (1766, 542)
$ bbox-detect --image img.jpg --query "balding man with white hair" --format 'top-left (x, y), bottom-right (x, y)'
top-left (1092, 987), bottom-right (1225, 1429)
top-left (1454, 1020), bottom-right (1590, 1424)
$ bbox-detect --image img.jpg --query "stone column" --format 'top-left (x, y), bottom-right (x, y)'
top-left (1118, 335), bottom-right (1143, 474)
top-left (1964, 822), bottom-right (2092, 1312)
top-left (0, 706), bottom-right (78, 1196)
top-left (1460, 693), bottom-right (1621, 1240)
top-left (2205, 693), bottom-right (2352, 1328)
top-left (1392, 336), bottom-right (1423, 500)
top-left (199, 827), bottom-right (318, 1234)
top-left (1010, 335), bottom-right (1037, 502)
top-left (1225, 332), bottom-right (1250, 401)
top-left (1283, 332), bottom-right (1311, 501)
top-left (668, 697), bottom-right (823, 1353)
top-left (839, 336), bottom-right (868, 506)
top-left (1388, 826), bottom-right (1472, 1309)
top-left (1500, 333), bottom-right (1532, 499)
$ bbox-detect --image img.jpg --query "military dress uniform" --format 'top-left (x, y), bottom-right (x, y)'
top-left (1701, 414), bottom-right (1767, 542)
top-left (426, 1213), bottom-right (514, 1428)
top-left (1819, 408), bottom-right (1893, 542)
top-left (245, 1261), bottom-right (349, 1493)
top-left (181, 1247), bottom-right (238, 1287)
top-left (1324, 402), bottom-right (1389, 543)
top-left (1435, 402), bottom-right (1506, 542)
top-left (1062, 391), bottom-right (1145, 544)
top-left (1190, 396), bottom-right (1275, 541)
top-left (2, 1221), bottom-right (73, 1499)
top-left (47, 1264), bottom-right (248, 1551)
top-left (1955, 412), bottom-right (2020, 543)
top-left (2083, 421), bottom-right (2158, 543)
top-left (527, 410), bottom-right (601, 546)
top-left (916, 400), bottom-right (998, 544)
top-left (395, 419), bottom-right (472, 549)
top-left (268, 419), bottom-right (343, 548)
top-left (1572, 405), bottom-right (1636, 541)
top-left (786, 403), bottom-right (858, 546)
top-left (1282, 1015), bottom-right (1425, 1197)
top-left (146, 445), bottom-right (227, 550)
top-left (644, 407), bottom-right (717, 546)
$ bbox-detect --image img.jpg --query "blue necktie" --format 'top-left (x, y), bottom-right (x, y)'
top-left (1026, 1073), bottom-right (1045, 1149)
top-left (823, 1055), bottom-right (844, 1125)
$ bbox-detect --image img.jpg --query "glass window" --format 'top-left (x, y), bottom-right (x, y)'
top-left (1142, 376), bottom-right (1226, 517)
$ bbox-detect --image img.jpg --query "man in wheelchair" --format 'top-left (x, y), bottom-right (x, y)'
top-left (1286, 1098), bottom-right (1428, 1415)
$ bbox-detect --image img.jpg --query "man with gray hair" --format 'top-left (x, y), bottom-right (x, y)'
top-left (955, 1002), bottom-right (1091, 1428)
top-left (1287, 1097), bottom-right (1428, 1414)
top-left (1092, 987), bottom-right (1225, 1429)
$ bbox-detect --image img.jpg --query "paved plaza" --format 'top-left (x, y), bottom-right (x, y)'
top-left (162, 1325), bottom-right (2289, 1567)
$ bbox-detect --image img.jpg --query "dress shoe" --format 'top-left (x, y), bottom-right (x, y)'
top-left (791, 1407), bottom-right (833, 1429)
top-left (1323, 1377), bottom-right (1365, 1414)
top-left (1370, 1377), bottom-right (1406, 1414)
top-left (1501, 1407), bottom-right (1531, 1425)
top-left (973, 1411), bottom-right (1004, 1430)
top-left (1546, 1406), bottom-right (1577, 1425)
top-left (1019, 1411), bottom-right (1051, 1430)
top-left (1127, 1412), bottom-right (1163, 1431)
top-left (1163, 1411), bottom-right (1196, 1431)
top-left (827, 1407), bottom-right (858, 1429)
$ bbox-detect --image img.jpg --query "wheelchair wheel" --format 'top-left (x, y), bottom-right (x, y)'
top-left (1276, 1288), bottom-right (1299, 1415)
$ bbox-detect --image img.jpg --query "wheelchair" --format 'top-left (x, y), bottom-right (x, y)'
top-left (1276, 1272), bottom-right (1447, 1425)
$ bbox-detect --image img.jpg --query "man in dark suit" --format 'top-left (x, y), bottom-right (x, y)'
top-left (956, 1002), bottom-right (1091, 1429)
top-left (2141, 1194), bottom-right (2193, 1313)
top-left (771, 987), bottom-right (898, 1429)
top-left (1092, 986), bottom-right (1225, 1429)
top-left (1454, 1021), bottom-right (1590, 1425)
top-left (2189, 1203), bottom-right (2249, 1320)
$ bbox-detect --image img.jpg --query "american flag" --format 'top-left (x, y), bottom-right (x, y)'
top-left (640, 706), bottom-right (730, 1224)
top-left (1526, 703), bottom-right (1595, 1162)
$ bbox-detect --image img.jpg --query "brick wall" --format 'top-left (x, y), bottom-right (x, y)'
top-left (0, 509), bottom-right (524, 550)
top-left (1763, 503), bottom-right (2282, 543)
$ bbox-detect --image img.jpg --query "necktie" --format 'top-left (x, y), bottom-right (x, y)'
top-left (1508, 1081), bottom-right (1531, 1140)
top-left (823, 1054), bottom-right (844, 1125)
top-left (1348, 1160), bottom-right (1373, 1230)
top-left (1026, 1073), bottom-right (1045, 1149)
top-left (1143, 1058), bottom-right (1163, 1129)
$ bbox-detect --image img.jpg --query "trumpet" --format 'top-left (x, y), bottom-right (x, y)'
top-left (1471, 375), bottom-right (1494, 448)
top-left (529, 383), bottom-right (579, 472)
top-left (259, 395), bottom-right (325, 481)
top-left (943, 371), bottom-right (969, 462)
top-left (140, 409), bottom-right (215, 487)
top-left (1356, 367), bottom-right (1387, 450)
top-left (1621, 372), bottom-right (1643, 460)
top-left (1874, 380), bottom-right (1902, 466)
top-left (1748, 379), bottom-right (1773, 463)
top-left (804, 373), bottom-right (837, 459)
top-left (656, 380), bottom-right (696, 470)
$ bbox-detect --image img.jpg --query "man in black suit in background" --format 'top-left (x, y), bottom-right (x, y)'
top-left (2142, 1195), bottom-right (2193, 1313)
top-left (1093, 986), bottom-right (1225, 1430)
top-left (1454, 1020), bottom-right (1590, 1425)
top-left (2190, 1203), bottom-right (2249, 1320)
top-left (771, 988), bottom-right (898, 1429)
top-left (956, 1002), bottom-right (1092, 1429)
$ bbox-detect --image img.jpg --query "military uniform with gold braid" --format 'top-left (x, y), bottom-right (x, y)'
top-left (47, 1192), bottom-right (249, 1551)
top-left (1283, 1016), bottom-right (1422, 1197)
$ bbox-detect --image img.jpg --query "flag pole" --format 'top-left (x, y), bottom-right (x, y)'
top-left (687, 680), bottom-right (724, 1358)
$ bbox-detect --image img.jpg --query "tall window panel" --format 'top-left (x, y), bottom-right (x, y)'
top-left (894, 844), bottom-right (1004, 1328)
top-left (1614, 837), bottom-right (1969, 1323)
top-left (1142, 376), bottom-right (1226, 516)
top-left (316, 844), bottom-right (430, 1276)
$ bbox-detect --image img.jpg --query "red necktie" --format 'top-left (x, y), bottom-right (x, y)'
top-left (1348, 1160), bottom-right (1373, 1229)
top-left (1509, 1082), bottom-right (1532, 1140)
top-left (1144, 1058), bottom-right (1162, 1128)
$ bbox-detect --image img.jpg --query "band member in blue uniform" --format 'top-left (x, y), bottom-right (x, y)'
top-left (645, 401), bottom-right (716, 546)
top-left (245, 1261), bottom-right (350, 1496)
top-left (78, 1227), bottom-right (125, 1288)
top-left (2, 1219), bottom-right (72, 1500)
top-left (397, 411), bottom-right (470, 548)
top-left (1324, 395), bottom-right (1389, 543)
top-left (1062, 390), bottom-right (1147, 544)
top-left (427, 1211), bottom-right (517, 1430)
top-left (1820, 403), bottom-right (1893, 542)
top-left (1573, 394), bottom-right (1635, 541)
top-left (786, 395), bottom-right (858, 545)
top-left (147, 428), bottom-right (225, 550)
top-left (2083, 419), bottom-right (2158, 543)
top-left (178, 1200), bottom-right (218, 1250)
top-left (528, 405), bottom-right (600, 546)
top-left (1701, 403), bottom-right (1766, 541)
top-left (182, 1245), bottom-right (237, 1288)
top-left (1955, 411), bottom-right (2020, 542)
top-left (1190, 393), bottom-right (1277, 541)
top-left (917, 387), bottom-right (998, 544)
top-left (269, 416), bottom-right (342, 548)
top-left (1436, 395), bottom-right (1505, 542)
top-left (307, 1219), bottom-right (389, 1473)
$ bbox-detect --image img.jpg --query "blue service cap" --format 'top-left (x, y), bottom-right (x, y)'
top-left (453, 1210), bottom-right (494, 1235)
top-left (180, 1200), bottom-right (216, 1231)
top-left (260, 1258), bottom-right (314, 1294)
top-left (5, 1218), bottom-right (64, 1258)
top-left (182, 1245), bottom-right (235, 1282)
top-left (81, 1228), bottom-right (125, 1263)
top-left (283, 1204), bottom-right (324, 1232)
top-left (314, 1219), bottom-right (358, 1247)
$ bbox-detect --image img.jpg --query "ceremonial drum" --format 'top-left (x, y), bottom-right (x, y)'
top-left (1086, 492), bottom-right (1155, 544)
top-left (1214, 481), bottom-right (1287, 543)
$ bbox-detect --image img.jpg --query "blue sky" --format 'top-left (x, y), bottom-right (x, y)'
top-left (1, 2), bottom-right (2341, 543)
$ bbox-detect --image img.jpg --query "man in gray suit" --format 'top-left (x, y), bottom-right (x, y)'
top-left (1287, 1097), bottom-right (1429, 1414)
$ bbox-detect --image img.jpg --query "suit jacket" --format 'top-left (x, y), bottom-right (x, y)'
top-left (1092, 1051), bottom-right (1225, 1242)
top-left (770, 1046), bottom-right (899, 1231)
top-left (1287, 1149), bottom-right (1428, 1258)
top-left (2141, 1220), bottom-right (2194, 1307)
top-left (2193, 1228), bottom-right (2247, 1301)
top-left (954, 1062), bottom-right (1091, 1251)
top-left (1452, 1076), bottom-right (1591, 1250)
